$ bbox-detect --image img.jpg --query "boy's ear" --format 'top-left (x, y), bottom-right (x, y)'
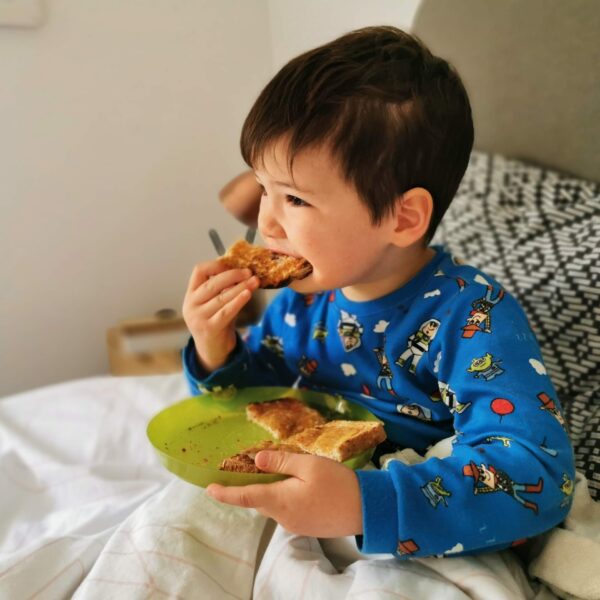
top-left (390, 187), bottom-right (433, 247)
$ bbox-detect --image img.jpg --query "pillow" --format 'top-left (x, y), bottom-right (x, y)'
top-left (433, 151), bottom-right (600, 499)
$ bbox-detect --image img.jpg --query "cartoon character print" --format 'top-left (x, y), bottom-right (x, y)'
top-left (397, 538), bottom-right (420, 556)
top-left (373, 334), bottom-right (396, 396)
top-left (432, 381), bottom-right (472, 414)
top-left (467, 353), bottom-right (505, 380)
top-left (461, 285), bottom-right (505, 338)
top-left (560, 473), bottom-right (574, 508)
top-left (303, 293), bottom-right (316, 306)
top-left (397, 403), bottom-right (432, 421)
top-left (396, 319), bottom-right (440, 374)
top-left (261, 335), bottom-right (284, 357)
top-left (197, 383), bottom-right (237, 398)
top-left (312, 322), bottom-right (328, 341)
top-left (298, 355), bottom-right (318, 378)
top-left (421, 476), bottom-right (452, 508)
top-left (537, 392), bottom-right (567, 430)
top-left (463, 461), bottom-right (544, 514)
top-left (337, 310), bottom-right (364, 352)
top-left (484, 436), bottom-right (512, 447)
top-left (539, 437), bottom-right (559, 457)
top-left (434, 268), bottom-right (467, 292)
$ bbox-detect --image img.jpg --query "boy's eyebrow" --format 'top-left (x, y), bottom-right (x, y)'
top-left (255, 174), bottom-right (314, 195)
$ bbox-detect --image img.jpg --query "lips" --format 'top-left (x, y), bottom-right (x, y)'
top-left (266, 245), bottom-right (304, 260)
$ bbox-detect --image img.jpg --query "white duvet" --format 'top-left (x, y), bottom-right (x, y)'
top-left (1, 375), bottom-right (597, 599)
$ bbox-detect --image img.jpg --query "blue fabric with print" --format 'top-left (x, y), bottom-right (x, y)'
top-left (182, 246), bottom-right (575, 558)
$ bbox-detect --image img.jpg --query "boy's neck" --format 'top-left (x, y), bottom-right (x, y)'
top-left (340, 244), bottom-right (436, 303)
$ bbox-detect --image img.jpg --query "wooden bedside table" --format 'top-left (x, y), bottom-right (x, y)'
top-left (107, 309), bottom-right (189, 376)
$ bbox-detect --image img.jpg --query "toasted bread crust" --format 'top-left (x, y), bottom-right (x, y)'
top-left (246, 397), bottom-right (326, 440)
top-left (287, 420), bottom-right (386, 462)
top-left (219, 439), bottom-right (306, 473)
top-left (220, 240), bottom-right (312, 289)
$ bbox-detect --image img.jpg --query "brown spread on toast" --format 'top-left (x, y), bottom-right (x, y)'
top-left (220, 240), bottom-right (312, 289)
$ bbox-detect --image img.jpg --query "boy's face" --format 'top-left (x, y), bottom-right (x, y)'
top-left (254, 137), bottom-right (398, 296)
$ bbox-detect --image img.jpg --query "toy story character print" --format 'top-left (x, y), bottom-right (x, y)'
top-left (432, 381), bottom-right (472, 414)
top-left (197, 383), bottom-right (237, 399)
top-left (396, 318), bottom-right (440, 374)
top-left (421, 476), bottom-right (452, 508)
top-left (397, 403), bottom-right (432, 421)
top-left (261, 335), bottom-right (284, 357)
top-left (303, 293), bottom-right (316, 306)
top-left (373, 335), bottom-right (396, 396)
top-left (537, 392), bottom-right (567, 430)
top-left (312, 322), bottom-right (328, 341)
top-left (463, 461), bottom-right (544, 514)
top-left (337, 310), bottom-right (364, 352)
top-left (467, 353), bottom-right (505, 380)
top-left (462, 285), bottom-right (505, 338)
top-left (298, 355), bottom-right (318, 378)
top-left (560, 474), bottom-right (574, 508)
top-left (484, 436), bottom-right (512, 447)
top-left (434, 268), bottom-right (467, 292)
top-left (397, 538), bottom-right (419, 556)
top-left (539, 437), bottom-right (559, 457)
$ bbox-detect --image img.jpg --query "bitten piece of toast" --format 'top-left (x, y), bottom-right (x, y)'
top-left (219, 440), bottom-right (306, 473)
top-left (287, 420), bottom-right (386, 462)
top-left (246, 397), bottom-right (326, 440)
top-left (220, 239), bottom-right (312, 289)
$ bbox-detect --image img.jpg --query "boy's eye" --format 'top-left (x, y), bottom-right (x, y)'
top-left (286, 195), bottom-right (309, 207)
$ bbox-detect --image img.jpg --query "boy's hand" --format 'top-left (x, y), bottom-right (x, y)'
top-left (182, 260), bottom-right (259, 372)
top-left (206, 452), bottom-right (363, 538)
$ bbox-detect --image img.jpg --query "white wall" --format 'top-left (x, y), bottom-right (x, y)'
top-left (267, 0), bottom-right (421, 68)
top-left (1, 0), bottom-right (421, 396)
top-left (0, 0), bottom-right (273, 396)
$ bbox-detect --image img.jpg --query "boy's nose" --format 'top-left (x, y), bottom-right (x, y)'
top-left (258, 198), bottom-right (286, 240)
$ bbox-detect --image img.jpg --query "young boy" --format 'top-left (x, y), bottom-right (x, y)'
top-left (182, 26), bottom-right (574, 558)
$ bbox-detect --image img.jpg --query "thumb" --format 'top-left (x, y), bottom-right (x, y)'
top-left (255, 450), bottom-right (310, 476)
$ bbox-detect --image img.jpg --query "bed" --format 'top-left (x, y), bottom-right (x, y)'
top-left (2, 2), bottom-right (599, 599)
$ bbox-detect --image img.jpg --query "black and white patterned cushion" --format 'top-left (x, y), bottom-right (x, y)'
top-left (433, 151), bottom-right (600, 499)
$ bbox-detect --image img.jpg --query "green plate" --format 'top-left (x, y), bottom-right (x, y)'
top-left (147, 386), bottom-right (382, 487)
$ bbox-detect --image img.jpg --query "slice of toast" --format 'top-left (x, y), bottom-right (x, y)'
top-left (219, 439), bottom-right (306, 473)
top-left (287, 420), bottom-right (386, 462)
top-left (220, 239), bottom-right (312, 289)
top-left (246, 397), bottom-right (326, 440)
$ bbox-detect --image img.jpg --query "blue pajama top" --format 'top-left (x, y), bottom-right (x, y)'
top-left (182, 246), bottom-right (575, 558)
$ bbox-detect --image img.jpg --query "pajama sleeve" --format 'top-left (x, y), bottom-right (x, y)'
top-left (182, 289), bottom-right (297, 395)
top-left (356, 283), bottom-right (575, 558)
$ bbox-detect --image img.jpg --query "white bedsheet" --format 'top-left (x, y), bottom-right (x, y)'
top-left (0, 375), bottom-right (595, 599)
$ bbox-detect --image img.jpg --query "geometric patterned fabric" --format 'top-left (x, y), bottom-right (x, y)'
top-left (433, 151), bottom-right (600, 498)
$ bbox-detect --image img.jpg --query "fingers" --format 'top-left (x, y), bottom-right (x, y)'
top-left (186, 260), bottom-right (229, 296)
top-left (191, 266), bottom-right (256, 306)
top-left (186, 260), bottom-right (252, 302)
top-left (203, 275), bottom-right (259, 316)
top-left (184, 261), bottom-right (257, 318)
top-left (207, 284), bottom-right (255, 330)
top-left (206, 482), bottom-right (275, 510)
top-left (254, 451), bottom-right (315, 480)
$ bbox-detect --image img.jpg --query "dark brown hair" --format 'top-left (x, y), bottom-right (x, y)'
top-left (240, 26), bottom-right (473, 242)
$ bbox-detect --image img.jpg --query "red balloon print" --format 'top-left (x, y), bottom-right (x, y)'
top-left (491, 397), bottom-right (514, 422)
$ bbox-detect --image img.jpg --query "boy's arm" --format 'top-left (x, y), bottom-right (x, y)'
top-left (219, 170), bottom-right (261, 228)
top-left (356, 287), bottom-right (575, 558)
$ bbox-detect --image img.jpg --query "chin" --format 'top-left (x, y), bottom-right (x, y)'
top-left (289, 274), bottom-right (324, 294)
